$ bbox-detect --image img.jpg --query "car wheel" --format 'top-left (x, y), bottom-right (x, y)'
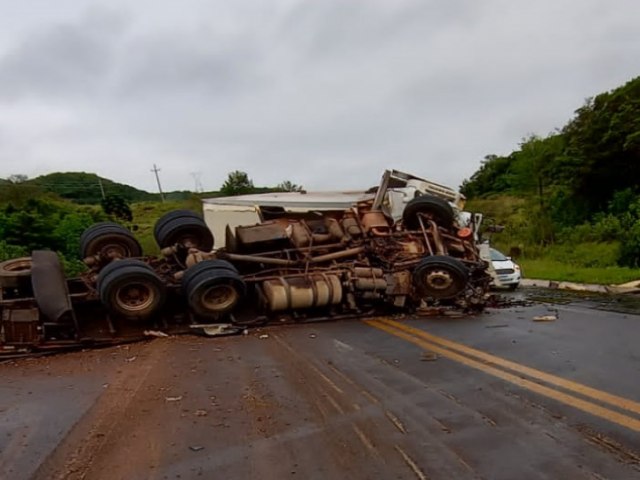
top-left (402, 195), bottom-right (455, 229)
top-left (97, 259), bottom-right (165, 320)
top-left (413, 255), bottom-right (469, 299)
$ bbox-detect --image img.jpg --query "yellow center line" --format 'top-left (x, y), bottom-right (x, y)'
top-left (365, 319), bottom-right (640, 432)
top-left (376, 317), bottom-right (640, 417)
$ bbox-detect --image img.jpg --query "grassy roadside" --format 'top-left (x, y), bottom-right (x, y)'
top-left (519, 259), bottom-right (640, 285)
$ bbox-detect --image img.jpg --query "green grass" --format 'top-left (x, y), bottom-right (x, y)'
top-left (519, 259), bottom-right (640, 285)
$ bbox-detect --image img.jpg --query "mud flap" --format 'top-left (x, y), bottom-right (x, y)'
top-left (31, 250), bottom-right (73, 323)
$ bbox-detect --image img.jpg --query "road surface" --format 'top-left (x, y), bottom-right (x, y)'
top-left (1, 290), bottom-right (639, 479)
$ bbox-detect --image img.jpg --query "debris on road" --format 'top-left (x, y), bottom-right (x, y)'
top-left (259, 334), bottom-right (269, 339)
top-left (144, 330), bottom-right (170, 338)
top-left (194, 409), bottom-right (208, 417)
top-left (165, 396), bottom-right (183, 402)
top-left (533, 315), bottom-right (558, 322)
top-left (189, 446), bottom-right (204, 452)
top-left (421, 351), bottom-right (439, 361)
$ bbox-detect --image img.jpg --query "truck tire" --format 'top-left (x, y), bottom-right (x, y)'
top-left (80, 223), bottom-right (142, 261)
top-left (97, 259), bottom-right (165, 320)
top-left (154, 213), bottom-right (214, 251)
top-left (0, 257), bottom-right (32, 289)
top-left (402, 195), bottom-right (455, 229)
top-left (181, 259), bottom-right (239, 288)
top-left (183, 262), bottom-right (245, 317)
top-left (31, 250), bottom-right (72, 322)
top-left (153, 210), bottom-right (202, 239)
top-left (413, 255), bottom-right (469, 299)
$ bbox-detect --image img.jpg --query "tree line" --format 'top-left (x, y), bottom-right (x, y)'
top-left (462, 76), bottom-right (640, 267)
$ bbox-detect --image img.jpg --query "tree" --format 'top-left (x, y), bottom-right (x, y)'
top-left (101, 195), bottom-right (133, 222)
top-left (220, 171), bottom-right (255, 196)
top-left (276, 180), bottom-right (304, 192)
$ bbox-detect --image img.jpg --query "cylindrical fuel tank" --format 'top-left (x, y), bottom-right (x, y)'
top-left (352, 267), bottom-right (387, 290)
top-left (263, 274), bottom-right (343, 311)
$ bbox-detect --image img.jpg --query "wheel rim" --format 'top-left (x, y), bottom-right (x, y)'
top-left (201, 284), bottom-right (239, 312)
top-left (424, 269), bottom-right (454, 291)
top-left (100, 241), bottom-right (134, 259)
top-left (175, 233), bottom-right (203, 249)
top-left (115, 282), bottom-right (155, 313)
top-left (2, 258), bottom-right (31, 273)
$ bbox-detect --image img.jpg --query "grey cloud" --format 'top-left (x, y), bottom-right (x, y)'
top-left (0, 1), bottom-right (639, 193)
top-left (0, 9), bottom-right (127, 101)
top-left (115, 33), bottom-right (266, 99)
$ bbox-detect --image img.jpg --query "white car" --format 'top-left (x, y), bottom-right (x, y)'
top-left (490, 248), bottom-right (521, 290)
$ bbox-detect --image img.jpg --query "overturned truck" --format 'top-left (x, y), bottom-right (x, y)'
top-left (0, 170), bottom-right (491, 356)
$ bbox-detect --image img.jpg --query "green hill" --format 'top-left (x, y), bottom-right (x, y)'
top-left (29, 172), bottom-right (158, 204)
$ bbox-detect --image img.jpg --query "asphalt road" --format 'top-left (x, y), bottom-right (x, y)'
top-left (1, 290), bottom-right (639, 479)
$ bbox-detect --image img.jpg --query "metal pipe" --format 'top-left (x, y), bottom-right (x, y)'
top-left (309, 246), bottom-right (365, 263)
top-left (418, 216), bottom-right (434, 256)
top-left (427, 219), bottom-right (446, 255)
top-left (223, 253), bottom-right (297, 266)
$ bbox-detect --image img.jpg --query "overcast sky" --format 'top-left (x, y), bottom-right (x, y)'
top-left (0, 1), bottom-right (638, 193)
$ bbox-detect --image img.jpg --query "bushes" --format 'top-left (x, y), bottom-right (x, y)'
top-left (0, 198), bottom-right (105, 275)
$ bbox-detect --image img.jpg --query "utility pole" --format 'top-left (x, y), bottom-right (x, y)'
top-left (97, 177), bottom-right (106, 200)
top-left (151, 164), bottom-right (165, 202)
top-left (190, 172), bottom-right (204, 193)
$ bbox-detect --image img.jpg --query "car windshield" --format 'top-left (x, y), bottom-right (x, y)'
top-left (490, 248), bottom-right (508, 262)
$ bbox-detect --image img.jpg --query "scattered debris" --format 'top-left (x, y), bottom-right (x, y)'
top-left (165, 396), bottom-right (183, 402)
top-left (416, 307), bottom-right (447, 317)
top-left (125, 356), bottom-right (137, 362)
top-left (194, 409), bottom-right (208, 417)
top-left (485, 324), bottom-right (509, 329)
top-left (144, 330), bottom-right (170, 338)
top-left (189, 446), bottom-right (204, 452)
top-left (533, 315), bottom-right (557, 322)
top-left (421, 352), bottom-right (439, 361)
top-left (309, 333), bottom-right (317, 339)
top-left (259, 334), bottom-right (269, 339)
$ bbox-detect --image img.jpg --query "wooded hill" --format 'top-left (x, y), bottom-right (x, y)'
top-left (462, 76), bottom-right (640, 267)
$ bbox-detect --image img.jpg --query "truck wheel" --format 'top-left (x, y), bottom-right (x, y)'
top-left (183, 262), bottom-right (245, 317)
top-left (31, 251), bottom-right (72, 322)
top-left (154, 211), bottom-right (214, 251)
top-left (413, 255), bottom-right (469, 299)
top-left (153, 210), bottom-right (202, 239)
top-left (181, 259), bottom-right (238, 287)
top-left (0, 257), bottom-right (32, 288)
top-left (402, 195), bottom-right (455, 229)
top-left (80, 223), bottom-right (142, 261)
top-left (98, 259), bottom-right (165, 319)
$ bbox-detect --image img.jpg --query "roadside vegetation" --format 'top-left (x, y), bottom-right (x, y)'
top-left (463, 76), bottom-right (640, 284)
top-left (0, 171), bottom-right (301, 275)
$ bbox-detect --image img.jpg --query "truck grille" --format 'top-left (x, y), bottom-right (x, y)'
top-left (496, 268), bottom-right (515, 275)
